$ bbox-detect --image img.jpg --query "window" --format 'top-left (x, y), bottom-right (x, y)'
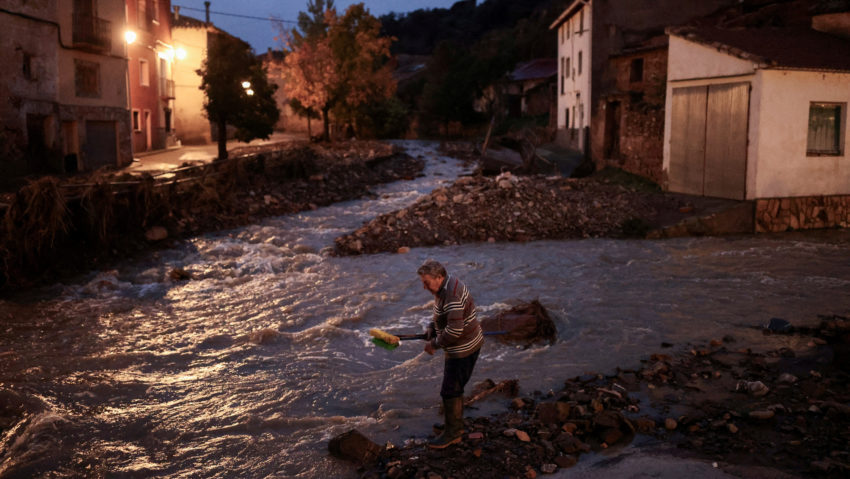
top-left (580, 10), bottom-right (584, 32)
top-left (566, 57), bottom-right (571, 80)
top-left (571, 106), bottom-right (575, 128)
top-left (630, 58), bottom-right (644, 83)
top-left (565, 108), bottom-right (569, 129)
top-left (132, 110), bottom-right (141, 131)
top-left (567, 21), bottom-right (570, 39)
top-left (22, 53), bottom-right (34, 80)
top-left (74, 59), bottom-right (100, 97)
top-left (140, 59), bottom-right (149, 86)
top-left (560, 57), bottom-right (565, 94)
top-left (807, 102), bottom-right (844, 156)
top-left (578, 51), bottom-right (582, 76)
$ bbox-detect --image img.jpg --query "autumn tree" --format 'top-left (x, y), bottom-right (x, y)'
top-left (198, 32), bottom-right (279, 160)
top-left (282, 2), bottom-right (396, 141)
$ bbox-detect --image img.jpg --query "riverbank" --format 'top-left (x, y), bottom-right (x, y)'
top-left (354, 315), bottom-right (850, 478)
top-left (0, 140), bottom-right (423, 291)
top-left (333, 144), bottom-right (752, 255)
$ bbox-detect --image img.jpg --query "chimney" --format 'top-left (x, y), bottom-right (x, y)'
top-left (173, 5), bottom-right (180, 21)
top-left (205, 1), bottom-right (211, 26)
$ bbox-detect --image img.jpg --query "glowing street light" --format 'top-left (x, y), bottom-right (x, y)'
top-left (241, 81), bottom-right (252, 89)
top-left (125, 30), bottom-right (137, 44)
top-left (175, 48), bottom-right (187, 60)
top-left (245, 89), bottom-right (254, 96)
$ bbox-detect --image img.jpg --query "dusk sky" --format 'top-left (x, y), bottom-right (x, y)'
top-left (172, 1), bottom-right (462, 53)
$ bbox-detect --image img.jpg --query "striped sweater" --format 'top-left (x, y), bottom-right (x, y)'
top-left (430, 275), bottom-right (483, 358)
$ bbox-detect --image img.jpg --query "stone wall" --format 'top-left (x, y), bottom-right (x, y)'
top-left (755, 195), bottom-right (850, 233)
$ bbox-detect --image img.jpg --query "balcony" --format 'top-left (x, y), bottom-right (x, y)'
top-left (160, 79), bottom-right (175, 99)
top-left (73, 13), bottom-right (112, 53)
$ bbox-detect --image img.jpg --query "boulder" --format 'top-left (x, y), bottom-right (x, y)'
top-left (480, 300), bottom-right (557, 346)
top-left (328, 429), bottom-right (383, 465)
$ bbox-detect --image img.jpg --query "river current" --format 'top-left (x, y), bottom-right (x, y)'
top-left (1, 141), bottom-right (849, 478)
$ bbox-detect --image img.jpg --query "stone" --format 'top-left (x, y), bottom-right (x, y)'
top-left (515, 430), bottom-right (531, 442)
top-left (665, 418), bottom-right (678, 430)
top-left (511, 398), bottom-right (527, 410)
top-left (525, 468), bottom-right (537, 479)
top-left (749, 410), bottom-right (775, 420)
top-left (537, 402), bottom-right (570, 424)
top-left (503, 428), bottom-right (517, 437)
top-left (601, 427), bottom-right (623, 445)
top-left (562, 422), bottom-right (578, 434)
top-left (633, 418), bottom-right (656, 433)
top-left (397, 246), bottom-right (410, 254)
top-left (554, 455), bottom-right (577, 468)
top-left (328, 429), bottom-right (383, 465)
top-left (540, 463), bottom-right (557, 474)
top-left (727, 423), bottom-right (739, 434)
top-left (468, 432), bottom-right (484, 440)
top-left (145, 226), bottom-right (168, 242)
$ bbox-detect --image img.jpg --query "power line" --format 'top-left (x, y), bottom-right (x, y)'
top-left (173, 4), bottom-right (297, 23)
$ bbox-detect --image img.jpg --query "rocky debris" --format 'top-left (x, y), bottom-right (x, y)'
top-left (358, 314), bottom-right (850, 478)
top-left (0, 140), bottom-right (424, 291)
top-left (334, 170), bottom-right (721, 255)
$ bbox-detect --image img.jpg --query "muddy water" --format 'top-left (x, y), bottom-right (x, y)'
top-left (1, 142), bottom-right (849, 478)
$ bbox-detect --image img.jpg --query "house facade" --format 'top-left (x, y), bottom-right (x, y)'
top-left (664, 21), bottom-right (850, 232)
top-left (126, 0), bottom-right (176, 154)
top-left (171, 9), bottom-right (213, 144)
top-left (0, 0), bottom-right (132, 176)
top-left (549, 0), bottom-right (739, 171)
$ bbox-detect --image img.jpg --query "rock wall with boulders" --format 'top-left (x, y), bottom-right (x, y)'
top-left (755, 195), bottom-right (850, 233)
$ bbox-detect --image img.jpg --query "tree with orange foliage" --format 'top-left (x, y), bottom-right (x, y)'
top-left (282, 2), bottom-right (396, 141)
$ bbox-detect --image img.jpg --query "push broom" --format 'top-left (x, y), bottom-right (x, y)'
top-left (369, 328), bottom-right (506, 350)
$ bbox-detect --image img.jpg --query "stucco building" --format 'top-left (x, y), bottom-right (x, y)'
top-left (664, 14), bottom-right (850, 231)
top-left (126, 0), bottom-right (176, 154)
top-left (0, 0), bottom-right (132, 177)
top-left (171, 8), bottom-right (214, 144)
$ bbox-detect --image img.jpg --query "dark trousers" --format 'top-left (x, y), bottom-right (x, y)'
top-left (440, 348), bottom-right (480, 399)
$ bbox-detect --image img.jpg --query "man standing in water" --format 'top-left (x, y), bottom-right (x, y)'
top-left (418, 259), bottom-right (484, 449)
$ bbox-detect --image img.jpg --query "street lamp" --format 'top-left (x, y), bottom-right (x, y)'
top-left (125, 30), bottom-right (137, 44)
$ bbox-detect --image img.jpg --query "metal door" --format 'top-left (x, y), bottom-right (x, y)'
top-left (84, 120), bottom-right (117, 169)
top-left (669, 82), bottom-right (749, 199)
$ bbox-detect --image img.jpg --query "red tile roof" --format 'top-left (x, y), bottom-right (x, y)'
top-left (670, 26), bottom-right (850, 72)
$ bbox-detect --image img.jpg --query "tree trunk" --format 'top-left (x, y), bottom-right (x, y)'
top-left (322, 107), bottom-right (330, 142)
top-left (217, 116), bottom-right (228, 160)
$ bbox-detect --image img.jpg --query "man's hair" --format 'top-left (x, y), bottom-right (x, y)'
top-left (417, 259), bottom-right (446, 278)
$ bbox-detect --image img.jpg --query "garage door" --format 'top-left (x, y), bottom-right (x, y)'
top-left (669, 82), bottom-right (750, 200)
top-left (85, 120), bottom-right (117, 170)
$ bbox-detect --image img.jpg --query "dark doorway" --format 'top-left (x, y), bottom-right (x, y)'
top-left (603, 101), bottom-right (621, 159)
top-left (26, 114), bottom-right (50, 173)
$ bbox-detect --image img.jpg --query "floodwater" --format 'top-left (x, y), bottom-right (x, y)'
top-left (1, 142), bottom-right (849, 478)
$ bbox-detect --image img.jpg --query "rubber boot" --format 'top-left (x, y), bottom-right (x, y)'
top-left (428, 397), bottom-right (463, 449)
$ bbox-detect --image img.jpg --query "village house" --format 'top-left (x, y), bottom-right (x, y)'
top-left (0, 0), bottom-right (132, 177)
top-left (170, 7), bottom-right (215, 145)
top-left (664, 12), bottom-right (850, 232)
top-left (548, 0), bottom-right (740, 174)
top-left (125, 0), bottom-right (177, 154)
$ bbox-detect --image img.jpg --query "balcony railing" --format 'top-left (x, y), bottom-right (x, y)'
top-left (160, 79), bottom-right (175, 99)
top-left (73, 13), bottom-right (112, 53)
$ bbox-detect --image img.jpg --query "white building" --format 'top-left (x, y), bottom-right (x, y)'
top-left (664, 18), bottom-right (850, 231)
top-left (550, 1), bottom-right (592, 154)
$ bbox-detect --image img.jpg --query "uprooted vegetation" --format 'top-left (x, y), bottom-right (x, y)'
top-left (0, 141), bottom-right (423, 291)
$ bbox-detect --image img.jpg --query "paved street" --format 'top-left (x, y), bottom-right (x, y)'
top-left (127, 131), bottom-right (307, 173)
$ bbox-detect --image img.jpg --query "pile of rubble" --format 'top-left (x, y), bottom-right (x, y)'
top-left (334, 171), bottom-right (703, 255)
top-left (335, 315), bottom-right (850, 478)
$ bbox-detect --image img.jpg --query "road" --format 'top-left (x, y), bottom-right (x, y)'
top-left (127, 131), bottom-right (307, 173)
